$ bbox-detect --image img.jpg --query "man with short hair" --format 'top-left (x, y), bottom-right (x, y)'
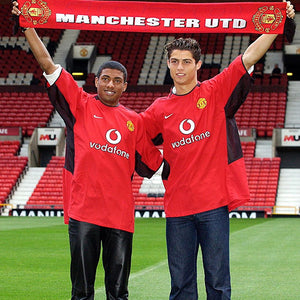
top-left (12, 2), bottom-right (163, 299)
top-left (141, 2), bottom-right (295, 299)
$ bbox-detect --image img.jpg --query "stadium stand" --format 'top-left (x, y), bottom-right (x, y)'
top-left (78, 31), bottom-right (152, 85)
top-left (243, 157), bottom-right (281, 214)
top-left (0, 140), bottom-right (20, 156)
top-left (236, 91), bottom-right (287, 138)
top-left (1, 1), bottom-right (300, 217)
top-left (241, 141), bottom-right (255, 159)
top-left (119, 91), bottom-right (168, 113)
top-left (0, 91), bottom-right (54, 136)
top-left (27, 156), bottom-right (63, 209)
top-left (0, 155), bottom-right (28, 205)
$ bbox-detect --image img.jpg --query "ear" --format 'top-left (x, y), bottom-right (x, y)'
top-left (94, 76), bottom-right (98, 88)
top-left (196, 60), bottom-right (202, 71)
top-left (123, 82), bottom-right (128, 92)
top-left (167, 59), bottom-right (170, 69)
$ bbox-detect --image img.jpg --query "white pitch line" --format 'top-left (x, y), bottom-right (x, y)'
top-left (129, 260), bottom-right (167, 279)
top-left (94, 260), bottom-right (168, 296)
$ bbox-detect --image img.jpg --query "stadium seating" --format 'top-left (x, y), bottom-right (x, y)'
top-left (0, 91), bottom-right (54, 136)
top-left (0, 155), bottom-right (28, 204)
top-left (236, 91), bottom-right (287, 137)
top-left (78, 31), bottom-right (152, 85)
top-left (1, 4), bottom-right (62, 85)
top-left (0, 2), bottom-right (294, 215)
top-left (241, 141), bottom-right (256, 159)
top-left (242, 157), bottom-right (281, 214)
top-left (0, 140), bottom-right (20, 156)
top-left (119, 91), bottom-right (168, 113)
top-left (27, 156), bottom-right (64, 209)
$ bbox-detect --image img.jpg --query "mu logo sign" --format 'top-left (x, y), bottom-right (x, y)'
top-left (39, 134), bottom-right (57, 141)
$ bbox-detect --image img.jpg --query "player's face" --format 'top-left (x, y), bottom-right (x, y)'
top-left (167, 50), bottom-right (202, 90)
top-left (95, 69), bottom-right (127, 106)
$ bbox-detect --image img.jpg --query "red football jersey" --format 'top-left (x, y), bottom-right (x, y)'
top-left (47, 69), bottom-right (162, 232)
top-left (141, 55), bottom-right (252, 217)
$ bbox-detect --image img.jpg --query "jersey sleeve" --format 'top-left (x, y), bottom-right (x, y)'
top-left (135, 114), bottom-right (163, 178)
top-left (47, 68), bottom-right (87, 117)
top-left (140, 100), bottom-right (164, 145)
top-left (207, 55), bottom-right (253, 116)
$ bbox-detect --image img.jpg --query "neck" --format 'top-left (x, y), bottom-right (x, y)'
top-left (101, 100), bottom-right (119, 107)
top-left (97, 96), bottom-right (119, 107)
top-left (174, 81), bottom-right (198, 95)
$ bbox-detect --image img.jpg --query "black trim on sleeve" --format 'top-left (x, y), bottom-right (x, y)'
top-left (161, 159), bottom-right (170, 181)
top-left (225, 72), bottom-right (254, 164)
top-left (135, 151), bottom-right (157, 179)
top-left (152, 133), bottom-right (164, 146)
top-left (47, 84), bottom-right (76, 174)
top-left (225, 72), bottom-right (254, 118)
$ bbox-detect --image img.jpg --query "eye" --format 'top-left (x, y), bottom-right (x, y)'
top-left (114, 79), bottom-right (122, 84)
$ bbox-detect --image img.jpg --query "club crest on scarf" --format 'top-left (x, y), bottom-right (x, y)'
top-left (252, 5), bottom-right (283, 33)
top-left (21, 0), bottom-right (51, 25)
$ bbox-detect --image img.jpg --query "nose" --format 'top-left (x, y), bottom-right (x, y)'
top-left (106, 79), bottom-right (114, 88)
top-left (177, 61), bottom-right (184, 70)
top-left (107, 80), bottom-right (114, 86)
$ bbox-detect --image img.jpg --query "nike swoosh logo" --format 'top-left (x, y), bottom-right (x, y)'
top-left (164, 114), bottom-right (173, 119)
top-left (93, 115), bottom-right (103, 119)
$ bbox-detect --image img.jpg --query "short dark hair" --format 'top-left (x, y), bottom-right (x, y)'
top-left (96, 61), bottom-right (127, 82)
top-left (164, 38), bottom-right (201, 63)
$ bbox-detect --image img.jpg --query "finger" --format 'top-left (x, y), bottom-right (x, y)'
top-left (12, 7), bottom-right (21, 15)
top-left (287, 5), bottom-right (295, 19)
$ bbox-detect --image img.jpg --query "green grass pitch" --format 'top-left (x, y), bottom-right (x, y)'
top-left (0, 217), bottom-right (299, 299)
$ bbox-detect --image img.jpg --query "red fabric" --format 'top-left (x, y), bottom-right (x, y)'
top-left (141, 56), bottom-right (250, 217)
top-left (48, 69), bottom-right (163, 232)
top-left (19, 0), bottom-right (286, 34)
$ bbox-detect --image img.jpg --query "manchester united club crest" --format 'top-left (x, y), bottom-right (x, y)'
top-left (80, 48), bottom-right (88, 57)
top-left (127, 120), bottom-right (135, 132)
top-left (21, 0), bottom-right (51, 25)
top-left (196, 98), bottom-right (207, 109)
top-left (252, 6), bottom-right (283, 33)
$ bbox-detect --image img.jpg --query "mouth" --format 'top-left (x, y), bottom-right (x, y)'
top-left (104, 90), bottom-right (115, 96)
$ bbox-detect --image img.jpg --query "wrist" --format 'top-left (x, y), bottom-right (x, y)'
top-left (21, 27), bottom-right (29, 33)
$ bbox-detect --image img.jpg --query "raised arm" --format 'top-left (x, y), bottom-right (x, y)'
top-left (242, 0), bottom-right (295, 70)
top-left (12, 1), bottom-right (58, 75)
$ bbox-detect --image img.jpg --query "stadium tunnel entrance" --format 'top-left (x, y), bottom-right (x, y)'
top-left (28, 127), bottom-right (66, 167)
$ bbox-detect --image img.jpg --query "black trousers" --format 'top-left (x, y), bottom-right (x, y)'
top-left (69, 218), bottom-right (133, 300)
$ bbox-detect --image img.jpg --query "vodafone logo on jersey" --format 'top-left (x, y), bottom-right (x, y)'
top-left (179, 119), bottom-right (195, 135)
top-left (171, 118), bottom-right (211, 149)
top-left (106, 129), bottom-right (121, 144)
top-left (89, 128), bottom-right (129, 159)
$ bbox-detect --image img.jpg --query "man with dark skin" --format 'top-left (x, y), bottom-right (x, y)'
top-left (12, 2), bottom-right (163, 299)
